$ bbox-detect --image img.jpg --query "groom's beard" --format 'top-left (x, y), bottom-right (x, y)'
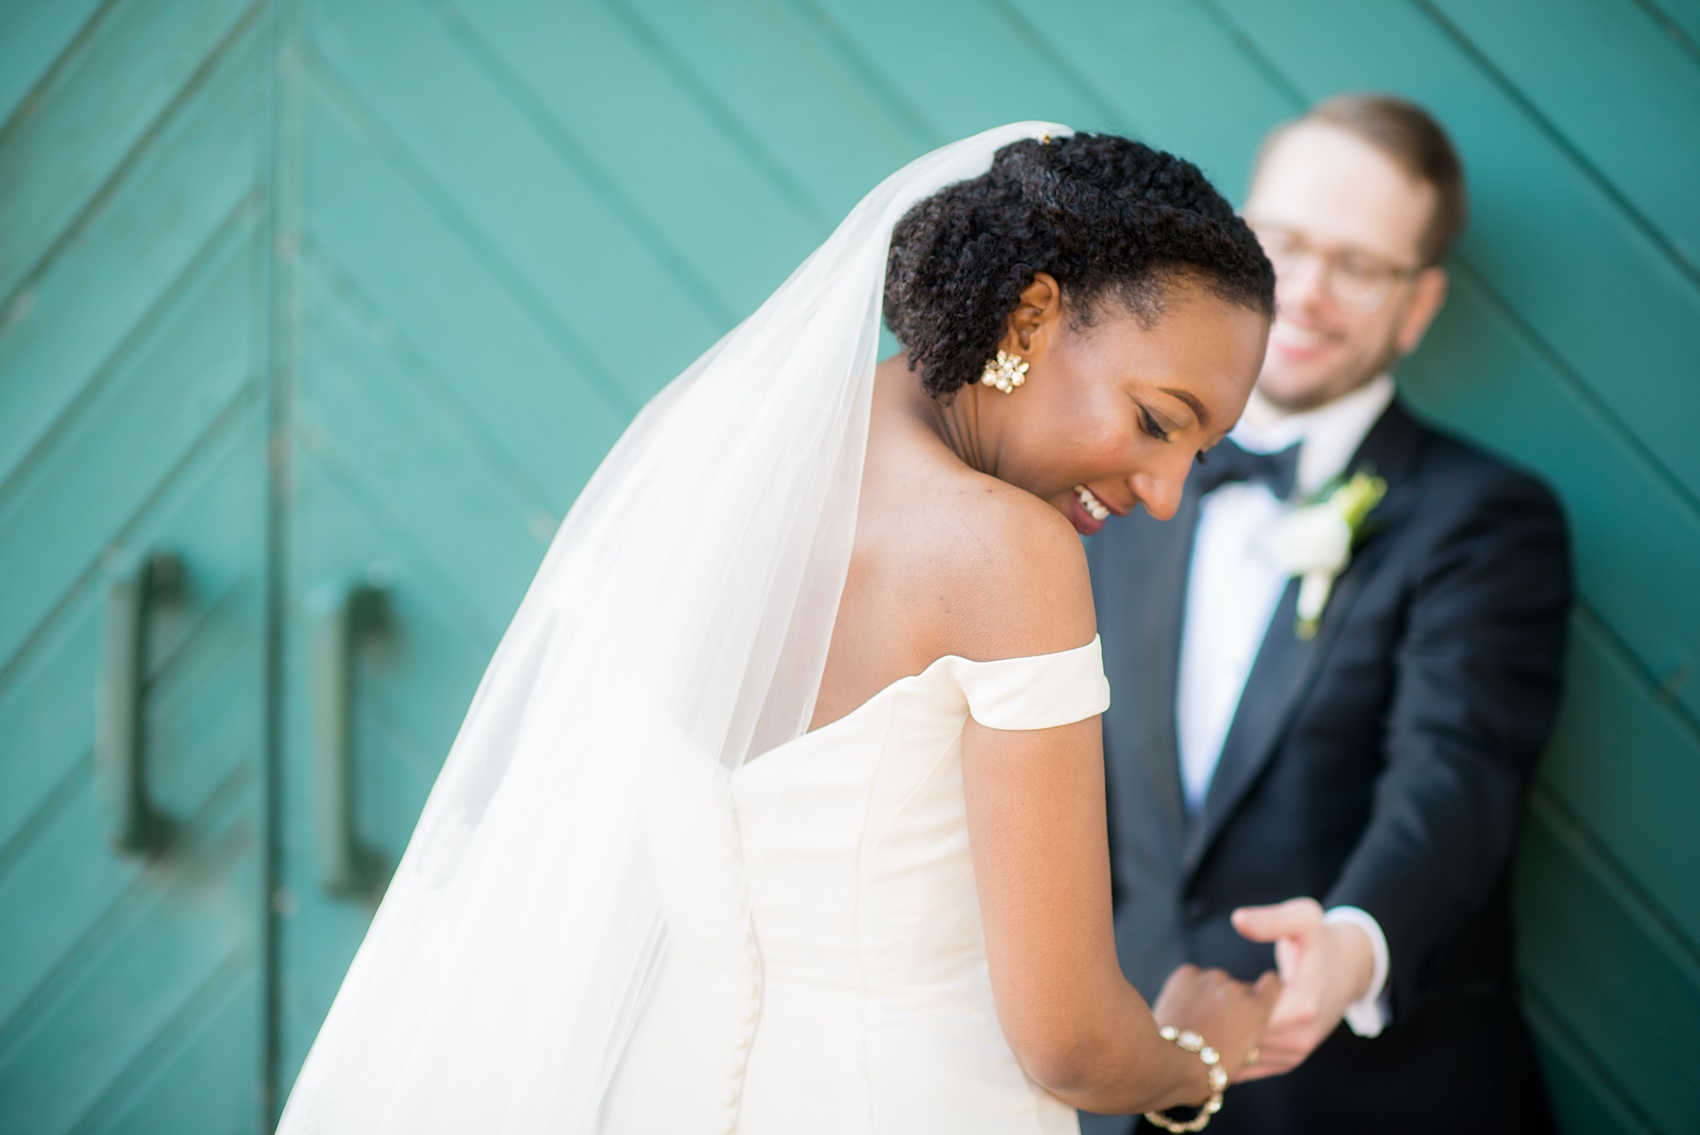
top-left (1257, 332), bottom-right (1401, 416)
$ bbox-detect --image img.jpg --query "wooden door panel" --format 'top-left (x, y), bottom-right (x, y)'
top-left (0, 0), bottom-right (255, 307)
top-left (0, 599), bottom-right (100, 859)
top-left (0, 4), bottom-right (269, 1129)
top-left (620, 0), bottom-right (936, 220)
top-left (0, 789), bottom-right (260, 1135)
top-left (298, 274), bottom-right (551, 638)
top-left (1423, 0), bottom-right (1700, 276)
top-left (1517, 812), bottom-right (1700, 1133)
top-left (0, 412), bottom-right (268, 1133)
top-left (1526, 1015), bottom-right (1648, 1135)
top-left (0, 0), bottom-right (105, 127)
top-left (92, 969), bottom-right (265, 1135)
top-left (1536, 615), bottom-right (1700, 948)
top-left (0, 24), bottom-right (261, 526)
top-left (299, 86), bottom-right (630, 517)
top-left (451, 0), bottom-right (830, 312)
top-left (1402, 277), bottom-right (1700, 725)
top-left (275, 457), bottom-right (506, 1082)
top-left (307, 0), bottom-right (751, 372)
top-left (0, 224), bottom-right (262, 674)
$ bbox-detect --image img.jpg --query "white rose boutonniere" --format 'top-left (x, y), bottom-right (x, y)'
top-left (1273, 472), bottom-right (1388, 640)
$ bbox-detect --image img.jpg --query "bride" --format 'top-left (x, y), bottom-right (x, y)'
top-left (279, 123), bottom-right (1281, 1134)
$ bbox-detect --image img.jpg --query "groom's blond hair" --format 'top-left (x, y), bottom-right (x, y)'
top-left (1258, 93), bottom-right (1469, 267)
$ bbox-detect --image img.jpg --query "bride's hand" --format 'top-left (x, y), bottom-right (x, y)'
top-left (1150, 964), bottom-right (1281, 1084)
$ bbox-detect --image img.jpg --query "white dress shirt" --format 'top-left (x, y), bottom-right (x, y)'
top-left (1176, 373), bottom-right (1396, 1036)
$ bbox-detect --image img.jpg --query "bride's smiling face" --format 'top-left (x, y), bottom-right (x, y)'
top-left (978, 272), bottom-right (1270, 533)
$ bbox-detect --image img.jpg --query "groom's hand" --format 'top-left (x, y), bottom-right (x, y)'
top-left (1228, 897), bottom-right (1375, 1082)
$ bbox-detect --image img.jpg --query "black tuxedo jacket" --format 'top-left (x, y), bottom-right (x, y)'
top-left (1082, 400), bottom-right (1571, 1135)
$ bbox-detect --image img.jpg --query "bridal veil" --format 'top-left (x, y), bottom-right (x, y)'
top-left (277, 121), bottom-right (1071, 1133)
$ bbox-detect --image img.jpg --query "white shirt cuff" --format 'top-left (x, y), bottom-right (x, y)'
top-left (1323, 906), bottom-right (1391, 1038)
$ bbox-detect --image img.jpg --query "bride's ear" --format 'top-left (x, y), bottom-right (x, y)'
top-left (1004, 272), bottom-right (1062, 357)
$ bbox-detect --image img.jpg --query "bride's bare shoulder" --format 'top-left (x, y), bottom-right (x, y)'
top-left (856, 358), bottom-right (1096, 663)
top-left (899, 461), bottom-right (1097, 662)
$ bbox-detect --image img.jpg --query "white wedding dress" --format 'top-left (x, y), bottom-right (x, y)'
top-left (600, 638), bottom-right (1111, 1134)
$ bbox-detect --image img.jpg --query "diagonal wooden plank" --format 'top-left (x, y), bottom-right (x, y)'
top-left (0, 22), bottom-right (261, 495)
top-left (987, 0), bottom-right (1294, 196)
top-left (285, 447), bottom-right (499, 759)
top-left (785, 0), bottom-right (946, 142)
top-left (300, 264), bottom-right (553, 639)
top-left (301, 250), bottom-right (563, 526)
top-left (1536, 611), bottom-right (1700, 952)
top-left (1400, 267), bottom-right (1700, 726)
top-left (443, 0), bottom-right (829, 315)
top-left (0, 218), bottom-right (260, 675)
top-left (0, 0), bottom-right (109, 130)
top-left (1637, 0), bottom-right (1700, 54)
top-left (0, 594), bottom-right (262, 1041)
top-left (0, 190), bottom-right (260, 503)
top-left (0, 0), bottom-right (256, 304)
top-left (617, 0), bottom-right (932, 221)
top-left (304, 0), bottom-right (730, 401)
top-left (0, 572), bottom-right (254, 874)
top-left (806, 0), bottom-right (1125, 140)
top-left (594, 0), bottom-right (833, 228)
top-left (0, 606), bottom-right (98, 862)
top-left (71, 962), bottom-right (258, 1135)
top-left (1418, 0), bottom-right (1700, 276)
top-left (298, 80), bottom-right (634, 511)
top-left (1516, 796), bottom-right (1700, 1133)
top-left (1522, 986), bottom-right (1655, 1135)
top-left (0, 773), bottom-right (259, 1134)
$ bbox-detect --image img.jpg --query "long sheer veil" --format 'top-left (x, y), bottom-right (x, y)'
top-left (277, 121), bottom-right (1071, 1134)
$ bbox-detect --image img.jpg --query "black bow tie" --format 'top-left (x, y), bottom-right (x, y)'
top-left (1191, 439), bottom-right (1302, 500)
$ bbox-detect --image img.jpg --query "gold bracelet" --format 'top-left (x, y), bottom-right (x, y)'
top-left (1143, 1025), bottom-right (1229, 1133)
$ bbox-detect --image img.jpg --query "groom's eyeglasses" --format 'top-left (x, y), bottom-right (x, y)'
top-left (1248, 221), bottom-right (1426, 313)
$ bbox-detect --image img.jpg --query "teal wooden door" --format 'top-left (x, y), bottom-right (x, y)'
top-left (4, 1), bottom-right (1697, 1131)
top-left (0, 1), bottom-right (273, 1131)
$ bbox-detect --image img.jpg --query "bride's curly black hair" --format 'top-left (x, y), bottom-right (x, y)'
top-left (884, 132), bottom-right (1275, 400)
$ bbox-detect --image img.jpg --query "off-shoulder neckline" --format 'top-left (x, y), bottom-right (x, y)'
top-left (789, 634), bottom-right (1102, 745)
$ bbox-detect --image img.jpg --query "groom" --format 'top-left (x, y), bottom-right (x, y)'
top-left (1084, 96), bottom-right (1570, 1133)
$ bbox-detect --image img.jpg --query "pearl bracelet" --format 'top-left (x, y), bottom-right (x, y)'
top-left (1143, 1025), bottom-right (1229, 1133)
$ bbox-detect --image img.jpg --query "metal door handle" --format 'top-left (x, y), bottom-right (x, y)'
top-left (96, 551), bottom-right (182, 855)
top-left (306, 577), bottom-right (389, 895)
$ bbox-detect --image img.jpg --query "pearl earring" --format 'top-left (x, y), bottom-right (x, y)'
top-left (980, 349), bottom-right (1029, 394)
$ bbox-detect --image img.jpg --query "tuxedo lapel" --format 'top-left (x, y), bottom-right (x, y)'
top-left (1143, 489), bottom-right (1202, 853)
top-left (1180, 401), bottom-right (1428, 879)
top-left (1100, 487), bottom-right (1203, 857)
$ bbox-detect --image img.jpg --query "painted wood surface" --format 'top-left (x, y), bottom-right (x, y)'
top-left (0, 2), bottom-right (271, 1131)
top-left (2, 0), bottom-right (1694, 1130)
